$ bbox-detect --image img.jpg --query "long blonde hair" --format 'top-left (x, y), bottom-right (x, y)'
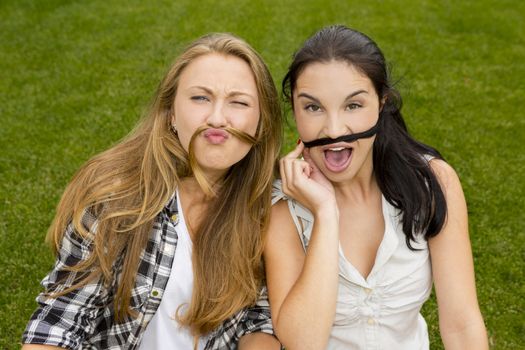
top-left (47, 33), bottom-right (283, 335)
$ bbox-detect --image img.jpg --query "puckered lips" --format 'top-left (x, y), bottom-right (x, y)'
top-left (203, 128), bottom-right (229, 144)
top-left (321, 142), bottom-right (353, 173)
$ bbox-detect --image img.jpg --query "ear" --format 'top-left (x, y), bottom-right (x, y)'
top-left (170, 110), bottom-right (176, 126)
top-left (379, 95), bottom-right (387, 113)
top-left (168, 110), bottom-right (177, 134)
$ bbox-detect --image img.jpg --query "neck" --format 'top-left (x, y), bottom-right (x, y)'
top-left (201, 167), bottom-right (227, 186)
top-left (333, 173), bottom-right (379, 203)
top-left (178, 177), bottom-right (216, 239)
top-left (179, 177), bottom-right (212, 204)
top-left (333, 155), bottom-right (379, 203)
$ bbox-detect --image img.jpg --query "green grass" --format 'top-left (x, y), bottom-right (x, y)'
top-left (1, 0), bottom-right (523, 348)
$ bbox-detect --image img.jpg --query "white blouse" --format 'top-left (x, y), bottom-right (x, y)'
top-left (272, 181), bottom-right (433, 350)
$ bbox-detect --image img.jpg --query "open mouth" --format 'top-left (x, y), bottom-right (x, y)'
top-left (323, 146), bottom-right (353, 172)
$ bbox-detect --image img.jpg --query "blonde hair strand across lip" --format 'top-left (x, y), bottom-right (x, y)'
top-left (188, 125), bottom-right (259, 197)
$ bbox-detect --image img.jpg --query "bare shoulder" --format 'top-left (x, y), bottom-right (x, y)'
top-left (427, 158), bottom-right (468, 246)
top-left (265, 199), bottom-right (307, 323)
top-left (270, 199), bottom-right (293, 223)
top-left (268, 200), bottom-right (298, 242)
top-left (266, 198), bottom-right (303, 255)
top-left (428, 158), bottom-right (462, 192)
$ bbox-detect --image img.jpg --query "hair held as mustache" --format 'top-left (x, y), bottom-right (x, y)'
top-left (302, 119), bottom-right (380, 148)
top-left (187, 125), bottom-right (258, 197)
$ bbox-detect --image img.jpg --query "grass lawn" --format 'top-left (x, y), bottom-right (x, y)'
top-left (1, 0), bottom-right (523, 348)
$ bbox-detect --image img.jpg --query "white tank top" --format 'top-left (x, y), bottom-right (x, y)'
top-left (139, 190), bottom-right (206, 350)
top-left (272, 180), bottom-right (432, 350)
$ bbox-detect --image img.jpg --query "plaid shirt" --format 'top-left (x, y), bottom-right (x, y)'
top-left (22, 192), bottom-right (274, 349)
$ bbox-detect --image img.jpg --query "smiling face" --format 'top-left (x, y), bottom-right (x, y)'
top-left (173, 53), bottom-right (260, 180)
top-left (293, 60), bottom-right (382, 183)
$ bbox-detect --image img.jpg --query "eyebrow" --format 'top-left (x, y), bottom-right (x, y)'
top-left (297, 89), bottom-right (369, 103)
top-left (190, 86), bottom-right (255, 99)
top-left (296, 92), bottom-right (321, 104)
top-left (228, 91), bottom-right (254, 99)
top-left (190, 86), bottom-right (214, 95)
top-left (344, 89), bottom-right (368, 100)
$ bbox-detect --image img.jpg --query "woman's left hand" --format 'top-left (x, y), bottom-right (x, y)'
top-left (279, 141), bottom-right (337, 215)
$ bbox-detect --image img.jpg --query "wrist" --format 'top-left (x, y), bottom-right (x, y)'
top-left (313, 201), bottom-right (339, 222)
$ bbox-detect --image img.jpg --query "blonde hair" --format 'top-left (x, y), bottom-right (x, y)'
top-left (47, 33), bottom-right (283, 335)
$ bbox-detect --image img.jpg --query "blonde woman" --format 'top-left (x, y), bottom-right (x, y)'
top-left (22, 33), bottom-right (282, 350)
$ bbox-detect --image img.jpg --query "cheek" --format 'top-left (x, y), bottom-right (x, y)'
top-left (308, 147), bottom-right (326, 168)
top-left (246, 113), bottom-right (260, 135)
top-left (359, 105), bottom-right (381, 126)
top-left (231, 109), bottom-right (260, 135)
top-left (295, 117), bottom-right (320, 141)
top-left (174, 103), bottom-right (204, 149)
top-left (174, 120), bottom-right (195, 153)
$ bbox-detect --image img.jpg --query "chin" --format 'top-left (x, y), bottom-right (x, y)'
top-left (202, 145), bottom-right (250, 166)
top-left (198, 158), bottom-right (241, 177)
top-left (324, 169), bottom-right (354, 183)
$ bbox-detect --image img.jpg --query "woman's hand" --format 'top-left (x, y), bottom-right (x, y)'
top-left (280, 141), bottom-right (336, 214)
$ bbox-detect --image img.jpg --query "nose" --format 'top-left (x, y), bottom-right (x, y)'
top-left (206, 101), bottom-right (227, 128)
top-left (324, 110), bottom-right (349, 139)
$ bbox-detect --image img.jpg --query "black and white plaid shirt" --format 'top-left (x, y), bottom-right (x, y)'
top-left (22, 192), bottom-right (274, 349)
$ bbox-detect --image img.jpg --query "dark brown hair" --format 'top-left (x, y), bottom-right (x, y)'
top-left (283, 25), bottom-right (447, 248)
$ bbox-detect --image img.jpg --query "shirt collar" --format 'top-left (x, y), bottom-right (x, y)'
top-left (164, 190), bottom-right (179, 218)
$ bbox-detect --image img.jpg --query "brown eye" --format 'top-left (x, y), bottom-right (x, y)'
top-left (305, 104), bottom-right (321, 112)
top-left (346, 102), bottom-right (361, 110)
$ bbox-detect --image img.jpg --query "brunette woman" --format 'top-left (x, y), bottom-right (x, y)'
top-left (265, 25), bottom-right (488, 349)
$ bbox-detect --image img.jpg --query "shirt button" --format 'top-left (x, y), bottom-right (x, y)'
top-left (171, 214), bottom-right (178, 223)
top-left (364, 287), bottom-right (372, 294)
top-left (367, 318), bottom-right (375, 325)
top-left (151, 290), bottom-right (159, 297)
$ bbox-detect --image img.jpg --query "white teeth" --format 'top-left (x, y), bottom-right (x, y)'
top-left (327, 147), bottom-right (345, 151)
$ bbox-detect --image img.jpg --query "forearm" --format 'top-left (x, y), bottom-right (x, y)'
top-left (274, 209), bottom-right (339, 349)
top-left (238, 333), bottom-right (281, 350)
top-left (441, 317), bottom-right (488, 350)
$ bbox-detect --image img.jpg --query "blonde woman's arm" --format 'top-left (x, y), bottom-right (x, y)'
top-left (22, 210), bottom-right (107, 349)
top-left (238, 333), bottom-right (281, 349)
top-left (22, 346), bottom-right (62, 349)
top-left (428, 159), bottom-right (488, 349)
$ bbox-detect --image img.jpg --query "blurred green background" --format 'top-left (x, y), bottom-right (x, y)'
top-left (1, 0), bottom-right (523, 348)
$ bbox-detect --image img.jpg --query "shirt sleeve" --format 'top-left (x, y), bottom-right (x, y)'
top-left (205, 285), bottom-right (278, 350)
top-left (22, 210), bottom-right (109, 349)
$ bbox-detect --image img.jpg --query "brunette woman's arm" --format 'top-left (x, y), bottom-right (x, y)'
top-left (428, 159), bottom-right (488, 349)
top-left (264, 143), bottom-right (340, 350)
top-left (265, 201), bottom-right (338, 350)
